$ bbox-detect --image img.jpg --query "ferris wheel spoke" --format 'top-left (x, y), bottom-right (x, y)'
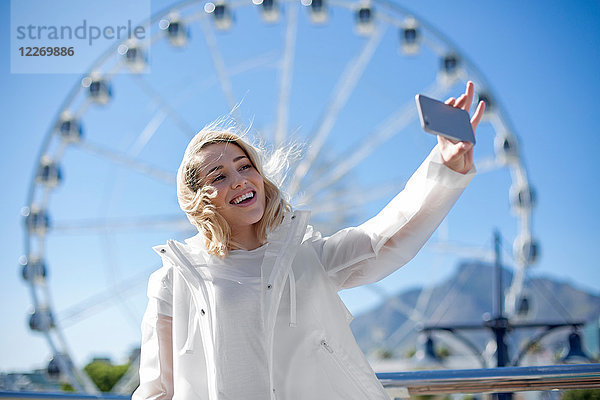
top-left (412, 255), bottom-right (446, 325)
top-left (426, 238), bottom-right (514, 264)
top-left (48, 330), bottom-right (98, 393)
top-left (129, 75), bottom-right (197, 138)
top-left (230, 50), bottom-right (280, 75)
top-left (196, 50), bottom-right (281, 90)
top-left (380, 265), bottom-right (475, 349)
top-left (366, 284), bottom-right (426, 322)
top-left (304, 178), bottom-right (402, 216)
top-left (524, 276), bottom-right (575, 322)
top-left (74, 141), bottom-right (176, 185)
top-left (381, 317), bottom-right (418, 349)
top-left (274, 2), bottom-right (299, 146)
top-left (58, 268), bottom-right (155, 328)
top-left (428, 262), bottom-right (476, 324)
top-left (198, 15), bottom-right (240, 118)
top-left (127, 50), bottom-right (281, 158)
top-left (425, 240), bottom-right (495, 261)
top-left (300, 79), bottom-right (448, 198)
top-left (380, 300), bottom-right (433, 349)
top-left (39, 302), bottom-right (99, 392)
top-left (101, 233), bottom-right (142, 331)
top-left (128, 110), bottom-right (169, 158)
top-left (287, 24), bottom-right (388, 196)
top-left (51, 215), bottom-right (189, 235)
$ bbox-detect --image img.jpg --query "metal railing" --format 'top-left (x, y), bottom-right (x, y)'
top-left (377, 364), bottom-right (600, 396)
top-left (2, 364), bottom-right (599, 399)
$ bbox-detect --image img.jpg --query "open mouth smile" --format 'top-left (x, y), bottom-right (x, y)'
top-left (230, 190), bottom-right (256, 205)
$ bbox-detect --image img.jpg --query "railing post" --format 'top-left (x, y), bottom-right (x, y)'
top-left (492, 231), bottom-right (511, 400)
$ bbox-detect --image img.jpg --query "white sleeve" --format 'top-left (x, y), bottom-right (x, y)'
top-left (132, 266), bottom-right (174, 400)
top-left (314, 145), bottom-right (475, 290)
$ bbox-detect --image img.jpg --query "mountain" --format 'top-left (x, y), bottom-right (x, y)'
top-left (350, 261), bottom-right (600, 363)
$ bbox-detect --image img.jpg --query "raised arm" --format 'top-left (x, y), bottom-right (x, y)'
top-left (313, 82), bottom-right (484, 290)
top-left (315, 145), bottom-right (474, 290)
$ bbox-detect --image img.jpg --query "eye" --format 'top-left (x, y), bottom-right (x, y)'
top-left (212, 174), bottom-right (225, 183)
top-left (239, 164), bottom-right (252, 171)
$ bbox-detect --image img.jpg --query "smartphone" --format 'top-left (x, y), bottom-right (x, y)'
top-left (415, 94), bottom-right (475, 144)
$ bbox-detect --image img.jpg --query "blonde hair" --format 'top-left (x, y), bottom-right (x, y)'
top-left (176, 121), bottom-right (292, 257)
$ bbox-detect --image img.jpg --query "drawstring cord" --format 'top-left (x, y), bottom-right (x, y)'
top-left (182, 311), bottom-right (198, 354)
top-left (288, 268), bottom-right (297, 328)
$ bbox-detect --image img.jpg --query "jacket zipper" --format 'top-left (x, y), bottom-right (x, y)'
top-left (320, 340), bottom-right (372, 398)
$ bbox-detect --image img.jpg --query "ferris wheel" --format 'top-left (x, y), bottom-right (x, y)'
top-left (21, 0), bottom-right (538, 393)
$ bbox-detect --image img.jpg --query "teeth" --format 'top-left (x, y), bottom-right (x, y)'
top-left (232, 191), bottom-right (254, 204)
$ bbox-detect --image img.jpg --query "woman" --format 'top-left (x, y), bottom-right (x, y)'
top-left (133, 82), bottom-right (485, 399)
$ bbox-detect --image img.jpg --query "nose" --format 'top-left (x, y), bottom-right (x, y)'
top-left (231, 171), bottom-right (248, 189)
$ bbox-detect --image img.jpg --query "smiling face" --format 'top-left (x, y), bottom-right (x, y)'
top-left (197, 142), bottom-right (266, 239)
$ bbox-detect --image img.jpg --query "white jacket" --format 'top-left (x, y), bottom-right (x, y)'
top-left (133, 146), bottom-right (475, 400)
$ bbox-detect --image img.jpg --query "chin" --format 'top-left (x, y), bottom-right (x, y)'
top-left (249, 211), bottom-right (266, 226)
top-left (233, 210), bottom-right (264, 228)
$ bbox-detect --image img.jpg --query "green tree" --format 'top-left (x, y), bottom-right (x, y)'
top-left (60, 383), bottom-right (74, 392)
top-left (436, 346), bottom-right (451, 359)
top-left (84, 359), bottom-right (130, 392)
top-left (563, 389), bottom-right (600, 400)
top-left (374, 347), bottom-right (395, 359)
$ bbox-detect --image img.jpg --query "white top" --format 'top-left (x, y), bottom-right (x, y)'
top-left (158, 245), bottom-right (270, 399)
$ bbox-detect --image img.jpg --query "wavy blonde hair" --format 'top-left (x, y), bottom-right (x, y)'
top-left (176, 121), bottom-right (292, 257)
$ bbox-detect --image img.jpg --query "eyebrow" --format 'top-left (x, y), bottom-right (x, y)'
top-left (205, 155), bottom-right (248, 176)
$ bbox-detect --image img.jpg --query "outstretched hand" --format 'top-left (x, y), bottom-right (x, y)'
top-left (438, 81), bottom-right (486, 174)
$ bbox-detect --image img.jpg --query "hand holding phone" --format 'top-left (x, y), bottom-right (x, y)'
top-left (414, 81), bottom-right (486, 174)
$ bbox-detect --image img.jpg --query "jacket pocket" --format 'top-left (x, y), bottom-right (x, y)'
top-left (319, 339), bottom-right (373, 399)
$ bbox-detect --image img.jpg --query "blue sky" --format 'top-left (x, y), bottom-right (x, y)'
top-left (1, 0), bottom-right (599, 373)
